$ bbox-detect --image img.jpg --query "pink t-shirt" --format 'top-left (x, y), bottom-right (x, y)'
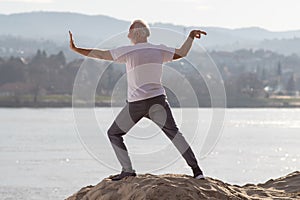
top-left (110, 43), bottom-right (175, 102)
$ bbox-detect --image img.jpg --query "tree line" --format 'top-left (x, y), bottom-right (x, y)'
top-left (0, 49), bottom-right (299, 107)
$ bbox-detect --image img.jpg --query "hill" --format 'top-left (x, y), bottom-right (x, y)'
top-left (66, 171), bottom-right (300, 200)
top-left (1, 11), bottom-right (300, 57)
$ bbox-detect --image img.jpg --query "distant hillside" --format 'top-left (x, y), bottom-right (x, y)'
top-left (0, 12), bottom-right (128, 43)
top-left (1, 11), bottom-right (300, 57)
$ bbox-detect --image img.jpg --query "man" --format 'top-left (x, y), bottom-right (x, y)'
top-left (69, 19), bottom-right (207, 181)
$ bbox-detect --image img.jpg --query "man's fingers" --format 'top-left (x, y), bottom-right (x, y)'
top-left (191, 30), bottom-right (207, 39)
top-left (68, 31), bottom-right (76, 49)
top-left (200, 31), bottom-right (207, 35)
top-left (69, 31), bottom-right (73, 39)
top-left (196, 30), bottom-right (207, 35)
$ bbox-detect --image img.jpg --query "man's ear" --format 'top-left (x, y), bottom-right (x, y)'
top-left (134, 30), bottom-right (140, 38)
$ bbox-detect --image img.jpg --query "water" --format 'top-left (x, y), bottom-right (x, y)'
top-left (0, 108), bottom-right (299, 199)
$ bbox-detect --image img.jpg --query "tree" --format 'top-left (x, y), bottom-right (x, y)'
top-left (0, 57), bottom-right (25, 85)
top-left (286, 73), bottom-right (296, 92)
top-left (277, 61), bottom-right (282, 76)
top-left (28, 49), bottom-right (49, 104)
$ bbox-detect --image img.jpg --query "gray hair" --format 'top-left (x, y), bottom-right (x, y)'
top-left (130, 19), bottom-right (150, 38)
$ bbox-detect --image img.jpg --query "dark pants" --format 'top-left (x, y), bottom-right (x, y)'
top-left (107, 95), bottom-right (199, 172)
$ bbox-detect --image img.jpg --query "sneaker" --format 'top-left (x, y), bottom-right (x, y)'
top-left (110, 171), bottom-right (136, 181)
top-left (194, 174), bottom-right (205, 179)
top-left (192, 166), bottom-right (205, 180)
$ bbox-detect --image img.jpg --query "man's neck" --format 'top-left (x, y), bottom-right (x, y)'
top-left (134, 39), bottom-right (148, 44)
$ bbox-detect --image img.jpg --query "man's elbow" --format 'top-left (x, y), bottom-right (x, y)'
top-left (173, 49), bottom-right (187, 60)
top-left (173, 53), bottom-right (181, 60)
top-left (92, 50), bottom-right (113, 60)
top-left (181, 51), bottom-right (188, 57)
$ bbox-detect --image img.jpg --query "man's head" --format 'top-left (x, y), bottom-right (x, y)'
top-left (128, 20), bottom-right (150, 44)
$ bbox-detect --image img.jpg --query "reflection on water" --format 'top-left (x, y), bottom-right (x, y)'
top-left (0, 108), bottom-right (299, 199)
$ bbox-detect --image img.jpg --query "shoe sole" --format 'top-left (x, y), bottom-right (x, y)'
top-left (194, 174), bottom-right (205, 179)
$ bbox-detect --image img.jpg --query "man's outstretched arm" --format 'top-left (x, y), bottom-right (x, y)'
top-left (69, 31), bottom-right (113, 60)
top-left (173, 30), bottom-right (207, 60)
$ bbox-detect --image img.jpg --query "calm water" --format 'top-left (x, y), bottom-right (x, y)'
top-left (0, 108), bottom-right (299, 199)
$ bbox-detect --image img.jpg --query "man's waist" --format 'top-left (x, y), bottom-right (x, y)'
top-left (127, 88), bottom-right (165, 102)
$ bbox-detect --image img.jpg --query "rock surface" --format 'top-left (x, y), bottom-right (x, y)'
top-left (66, 171), bottom-right (300, 200)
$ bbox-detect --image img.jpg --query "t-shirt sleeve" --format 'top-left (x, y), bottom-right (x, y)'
top-left (160, 44), bottom-right (175, 63)
top-left (109, 46), bottom-right (129, 64)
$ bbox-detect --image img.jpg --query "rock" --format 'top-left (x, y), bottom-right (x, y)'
top-left (66, 171), bottom-right (300, 200)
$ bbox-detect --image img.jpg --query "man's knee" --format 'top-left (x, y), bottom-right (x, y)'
top-left (163, 128), bottom-right (180, 140)
top-left (107, 125), bottom-right (125, 140)
top-left (107, 127), bottom-right (117, 139)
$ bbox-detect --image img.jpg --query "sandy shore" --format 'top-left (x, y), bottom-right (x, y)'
top-left (66, 171), bottom-right (300, 200)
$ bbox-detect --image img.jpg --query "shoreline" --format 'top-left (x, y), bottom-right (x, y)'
top-left (1, 103), bottom-right (300, 108)
top-left (1, 94), bottom-right (300, 108)
top-left (0, 94), bottom-right (300, 108)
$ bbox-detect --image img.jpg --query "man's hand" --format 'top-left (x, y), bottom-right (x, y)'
top-left (173, 29), bottom-right (207, 60)
top-left (189, 30), bottom-right (207, 39)
top-left (68, 31), bottom-right (113, 60)
top-left (69, 31), bottom-right (76, 50)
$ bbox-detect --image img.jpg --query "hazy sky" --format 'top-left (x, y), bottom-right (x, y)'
top-left (1, 0), bottom-right (299, 31)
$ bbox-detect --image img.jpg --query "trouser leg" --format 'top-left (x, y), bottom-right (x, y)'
top-left (107, 102), bottom-right (146, 172)
top-left (147, 97), bottom-right (199, 169)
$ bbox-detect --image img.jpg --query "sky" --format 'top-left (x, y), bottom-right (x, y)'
top-left (1, 0), bottom-right (300, 31)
